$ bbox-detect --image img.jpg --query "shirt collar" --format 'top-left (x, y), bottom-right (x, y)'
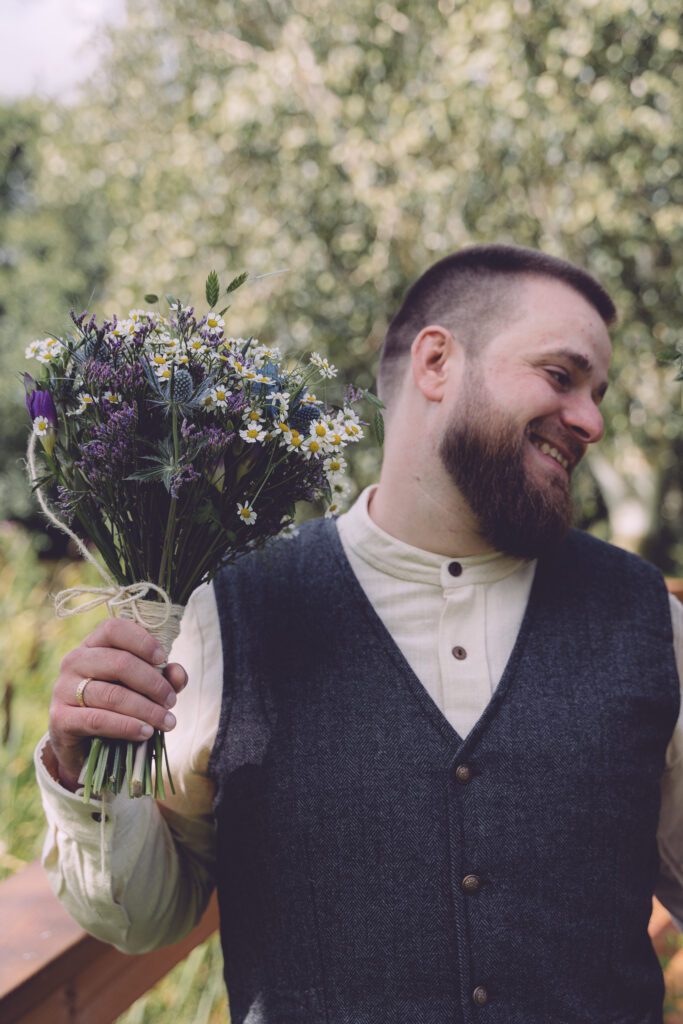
top-left (335, 484), bottom-right (531, 588)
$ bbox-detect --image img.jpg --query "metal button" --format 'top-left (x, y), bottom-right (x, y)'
top-left (451, 645), bottom-right (467, 660)
top-left (455, 764), bottom-right (472, 784)
top-left (462, 873), bottom-right (481, 893)
top-left (448, 561), bottom-right (463, 577)
top-left (472, 985), bottom-right (488, 1006)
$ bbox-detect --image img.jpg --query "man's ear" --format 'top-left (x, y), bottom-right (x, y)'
top-left (410, 324), bottom-right (463, 402)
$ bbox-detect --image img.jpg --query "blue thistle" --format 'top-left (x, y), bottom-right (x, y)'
top-left (289, 403), bottom-right (319, 434)
top-left (171, 368), bottom-right (194, 403)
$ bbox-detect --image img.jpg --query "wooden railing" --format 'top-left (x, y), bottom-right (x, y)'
top-left (1, 578), bottom-right (683, 1023)
top-left (0, 860), bottom-right (219, 1023)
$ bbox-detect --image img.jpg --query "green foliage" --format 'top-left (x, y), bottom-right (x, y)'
top-left (205, 269), bottom-right (220, 308)
top-left (0, 524), bottom-right (103, 879)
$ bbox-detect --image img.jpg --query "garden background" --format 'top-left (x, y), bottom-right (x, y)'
top-left (1, 0), bottom-right (682, 1020)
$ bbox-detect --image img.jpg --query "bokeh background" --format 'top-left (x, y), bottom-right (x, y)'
top-left (1, 0), bottom-right (682, 1020)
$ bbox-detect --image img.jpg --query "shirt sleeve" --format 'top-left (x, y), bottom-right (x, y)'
top-left (33, 579), bottom-right (223, 953)
top-left (654, 592), bottom-right (683, 930)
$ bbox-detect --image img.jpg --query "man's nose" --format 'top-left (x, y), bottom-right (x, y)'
top-left (560, 392), bottom-right (605, 445)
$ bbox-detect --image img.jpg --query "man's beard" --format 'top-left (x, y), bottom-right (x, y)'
top-left (438, 382), bottom-right (576, 560)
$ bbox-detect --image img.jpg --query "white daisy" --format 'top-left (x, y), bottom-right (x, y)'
top-left (310, 352), bottom-right (337, 379)
top-left (72, 393), bottom-right (95, 415)
top-left (102, 390), bottom-right (122, 404)
top-left (25, 340), bottom-right (44, 359)
top-left (236, 501), bottom-right (257, 525)
top-left (36, 338), bottom-right (62, 364)
top-left (205, 313), bottom-right (225, 335)
top-left (210, 385), bottom-right (231, 408)
top-left (301, 436), bottom-right (325, 459)
top-left (239, 425), bottom-right (267, 444)
top-left (323, 455), bottom-right (347, 477)
top-left (300, 391), bottom-right (323, 406)
top-left (242, 406), bottom-right (264, 425)
top-left (33, 415), bottom-right (51, 436)
top-left (286, 430), bottom-right (305, 452)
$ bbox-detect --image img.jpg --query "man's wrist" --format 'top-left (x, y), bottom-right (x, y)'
top-left (42, 739), bottom-right (82, 792)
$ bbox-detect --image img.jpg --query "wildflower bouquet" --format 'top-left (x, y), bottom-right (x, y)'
top-left (25, 270), bottom-right (381, 801)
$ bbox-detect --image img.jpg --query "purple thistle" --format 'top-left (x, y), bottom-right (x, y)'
top-left (170, 463), bottom-right (200, 499)
top-left (344, 384), bottom-right (365, 405)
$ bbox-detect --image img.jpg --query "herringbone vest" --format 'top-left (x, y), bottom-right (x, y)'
top-left (208, 519), bottom-right (679, 1024)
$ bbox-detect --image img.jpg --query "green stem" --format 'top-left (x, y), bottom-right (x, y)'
top-left (83, 738), bottom-right (102, 804)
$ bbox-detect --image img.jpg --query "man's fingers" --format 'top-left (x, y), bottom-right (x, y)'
top-left (58, 648), bottom-right (176, 707)
top-left (81, 617), bottom-right (167, 665)
top-left (164, 662), bottom-right (188, 692)
top-left (56, 704), bottom-right (157, 744)
top-left (59, 679), bottom-right (177, 733)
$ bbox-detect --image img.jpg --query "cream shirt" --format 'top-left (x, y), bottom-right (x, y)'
top-left (34, 485), bottom-right (683, 953)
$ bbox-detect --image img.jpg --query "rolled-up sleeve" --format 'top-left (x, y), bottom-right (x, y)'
top-left (34, 579), bottom-right (223, 953)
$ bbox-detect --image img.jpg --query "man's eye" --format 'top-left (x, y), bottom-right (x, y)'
top-left (547, 368), bottom-right (570, 387)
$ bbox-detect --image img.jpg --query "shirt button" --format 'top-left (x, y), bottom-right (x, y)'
top-left (451, 645), bottom-right (467, 660)
top-left (448, 561), bottom-right (463, 577)
top-left (455, 764), bottom-right (472, 784)
top-left (472, 985), bottom-right (489, 1006)
top-left (91, 812), bottom-right (109, 823)
top-left (462, 873), bottom-right (481, 893)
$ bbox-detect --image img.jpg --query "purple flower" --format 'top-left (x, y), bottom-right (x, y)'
top-left (170, 463), bottom-right (200, 499)
top-left (24, 376), bottom-right (58, 426)
top-left (75, 403), bottom-right (137, 487)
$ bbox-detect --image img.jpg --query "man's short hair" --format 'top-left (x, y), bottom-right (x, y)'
top-left (377, 244), bottom-right (617, 406)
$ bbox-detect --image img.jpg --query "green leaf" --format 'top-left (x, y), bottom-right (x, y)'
top-left (144, 293), bottom-right (159, 304)
top-left (373, 409), bottom-right (385, 447)
top-left (218, 305), bottom-right (231, 316)
top-left (205, 270), bottom-right (220, 309)
top-left (364, 390), bottom-right (385, 410)
top-left (226, 271), bottom-right (248, 294)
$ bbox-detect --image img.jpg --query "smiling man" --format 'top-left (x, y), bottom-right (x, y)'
top-left (36, 244), bottom-right (683, 1024)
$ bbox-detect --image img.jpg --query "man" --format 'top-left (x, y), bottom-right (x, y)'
top-left (37, 244), bottom-right (683, 1023)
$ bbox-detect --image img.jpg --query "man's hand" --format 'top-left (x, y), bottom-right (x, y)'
top-left (48, 618), bottom-right (188, 791)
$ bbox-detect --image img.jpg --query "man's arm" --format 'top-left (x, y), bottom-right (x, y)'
top-left (34, 581), bottom-right (223, 953)
top-left (655, 592), bottom-right (683, 929)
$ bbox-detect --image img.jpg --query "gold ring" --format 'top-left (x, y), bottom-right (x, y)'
top-left (76, 677), bottom-right (94, 708)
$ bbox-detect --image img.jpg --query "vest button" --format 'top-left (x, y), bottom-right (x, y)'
top-left (451, 645), bottom-right (467, 660)
top-left (448, 561), bottom-right (463, 577)
top-left (472, 985), bottom-right (489, 1006)
top-left (461, 873), bottom-right (481, 893)
top-left (455, 763), bottom-right (472, 784)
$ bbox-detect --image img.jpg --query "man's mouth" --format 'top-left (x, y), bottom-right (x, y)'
top-left (528, 433), bottom-right (573, 472)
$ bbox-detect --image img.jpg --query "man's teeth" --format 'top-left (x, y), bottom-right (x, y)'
top-left (532, 439), bottom-right (569, 470)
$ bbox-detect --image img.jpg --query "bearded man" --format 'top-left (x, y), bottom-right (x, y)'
top-left (37, 244), bottom-right (683, 1023)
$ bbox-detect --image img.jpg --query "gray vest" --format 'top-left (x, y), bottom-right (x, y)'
top-left (208, 519), bottom-right (679, 1024)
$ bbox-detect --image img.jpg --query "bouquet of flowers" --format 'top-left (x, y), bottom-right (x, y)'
top-left (25, 270), bottom-right (382, 802)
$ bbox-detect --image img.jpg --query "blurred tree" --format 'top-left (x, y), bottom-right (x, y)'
top-left (0, 100), bottom-right (111, 524)
top-left (3, 0), bottom-right (682, 567)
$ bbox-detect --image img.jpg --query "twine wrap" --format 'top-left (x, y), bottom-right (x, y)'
top-left (26, 432), bottom-right (185, 651)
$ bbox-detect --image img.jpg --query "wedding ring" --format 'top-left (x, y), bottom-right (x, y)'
top-left (76, 677), bottom-right (94, 708)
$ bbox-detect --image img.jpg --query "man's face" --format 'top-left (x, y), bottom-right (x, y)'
top-left (437, 276), bottom-right (612, 559)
